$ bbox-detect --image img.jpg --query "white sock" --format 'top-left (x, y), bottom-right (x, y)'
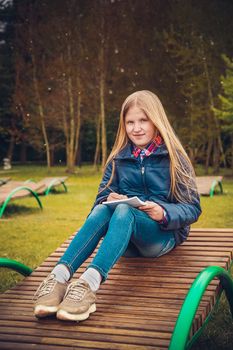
top-left (80, 268), bottom-right (102, 292)
top-left (52, 264), bottom-right (71, 284)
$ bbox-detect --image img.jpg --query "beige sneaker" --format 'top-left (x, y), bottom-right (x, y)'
top-left (33, 273), bottom-right (67, 318)
top-left (57, 279), bottom-right (96, 321)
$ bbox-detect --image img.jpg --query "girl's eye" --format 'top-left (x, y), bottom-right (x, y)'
top-left (126, 121), bottom-right (134, 125)
top-left (141, 119), bottom-right (147, 123)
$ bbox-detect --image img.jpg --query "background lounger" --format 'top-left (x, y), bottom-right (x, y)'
top-left (0, 182), bottom-right (44, 218)
top-left (196, 176), bottom-right (223, 197)
top-left (0, 178), bottom-right (11, 186)
top-left (35, 177), bottom-right (68, 195)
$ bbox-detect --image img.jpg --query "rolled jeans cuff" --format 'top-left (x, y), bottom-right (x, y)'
top-left (87, 263), bottom-right (108, 283)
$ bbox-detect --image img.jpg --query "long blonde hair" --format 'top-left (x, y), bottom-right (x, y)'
top-left (104, 90), bottom-right (197, 203)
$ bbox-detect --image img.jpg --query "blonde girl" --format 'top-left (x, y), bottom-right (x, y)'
top-left (33, 90), bottom-right (201, 322)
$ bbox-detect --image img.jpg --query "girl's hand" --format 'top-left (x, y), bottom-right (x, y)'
top-left (138, 201), bottom-right (164, 221)
top-left (107, 192), bottom-right (128, 202)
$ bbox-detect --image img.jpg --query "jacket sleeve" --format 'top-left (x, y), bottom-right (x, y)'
top-left (156, 154), bottom-right (202, 230)
top-left (151, 183), bottom-right (202, 230)
top-left (93, 160), bottom-right (119, 207)
top-left (158, 194), bottom-right (201, 230)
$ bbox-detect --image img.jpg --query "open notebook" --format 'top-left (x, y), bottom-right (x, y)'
top-left (102, 196), bottom-right (146, 209)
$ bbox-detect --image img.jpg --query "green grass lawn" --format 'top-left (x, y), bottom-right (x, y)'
top-left (0, 165), bottom-right (233, 349)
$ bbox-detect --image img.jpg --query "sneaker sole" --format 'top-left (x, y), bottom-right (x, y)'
top-left (34, 305), bottom-right (58, 318)
top-left (57, 303), bottom-right (96, 321)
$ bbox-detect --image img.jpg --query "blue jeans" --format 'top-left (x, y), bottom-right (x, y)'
top-left (59, 204), bottom-right (175, 282)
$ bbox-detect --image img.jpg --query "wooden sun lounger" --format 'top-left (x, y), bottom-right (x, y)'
top-left (35, 177), bottom-right (68, 195)
top-left (0, 181), bottom-right (44, 218)
top-left (0, 228), bottom-right (233, 349)
top-left (0, 178), bottom-right (11, 186)
top-left (196, 176), bottom-right (223, 197)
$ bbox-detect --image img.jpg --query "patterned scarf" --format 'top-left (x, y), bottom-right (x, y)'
top-left (132, 135), bottom-right (163, 162)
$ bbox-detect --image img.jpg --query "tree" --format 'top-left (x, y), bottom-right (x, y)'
top-left (1, 0), bottom-right (233, 171)
top-left (53, 0), bottom-right (84, 172)
top-left (214, 55), bottom-right (233, 172)
top-left (12, 0), bottom-right (53, 168)
top-left (12, 0), bottom-right (85, 171)
top-left (87, 0), bottom-right (114, 169)
top-left (158, 0), bottom-right (227, 172)
top-left (0, 0), bottom-right (17, 161)
top-left (161, 28), bottom-right (209, 164)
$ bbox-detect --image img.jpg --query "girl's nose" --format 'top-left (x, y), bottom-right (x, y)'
top-left (133, 123), bottom-right (142, 131)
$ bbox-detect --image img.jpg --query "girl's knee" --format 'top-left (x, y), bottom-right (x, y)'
top-left (114, 203), bottom-right (132, 217)
top-left (91, 204), bottom-right (112, 216)
top-left (87, 204), bottom-right (112, 223)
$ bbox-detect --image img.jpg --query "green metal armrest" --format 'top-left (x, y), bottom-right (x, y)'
top-left (169, 266), bottom-right (233, 350)
top-left (0, 258), bottom-right (33, 276)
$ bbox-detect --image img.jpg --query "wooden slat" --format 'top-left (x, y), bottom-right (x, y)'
top-left (36, 177), bottom-right (68, 194)
top-left (0, 182), bottom-right (45, 205)
top-left (0, 228), bottom-right (233, 349)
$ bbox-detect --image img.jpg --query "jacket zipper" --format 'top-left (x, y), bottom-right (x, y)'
top-left (141, 163), bottom-right (147, 194)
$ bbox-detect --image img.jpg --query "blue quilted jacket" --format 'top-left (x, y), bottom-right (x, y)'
top-left (93, 142), bottom-right (201, 245)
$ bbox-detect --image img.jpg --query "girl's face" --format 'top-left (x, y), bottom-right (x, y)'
top-left (125, 106), bottom-right (156, 149)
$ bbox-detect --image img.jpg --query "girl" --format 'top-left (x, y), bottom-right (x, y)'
top-left (33, 90), bottom-right (201, 321)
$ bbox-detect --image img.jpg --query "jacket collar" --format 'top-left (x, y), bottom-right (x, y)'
top-left (114, 142), bottom-right (169, 160)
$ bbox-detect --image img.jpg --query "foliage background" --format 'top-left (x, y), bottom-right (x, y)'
top-left (0, 0), bottom-right (233, 172)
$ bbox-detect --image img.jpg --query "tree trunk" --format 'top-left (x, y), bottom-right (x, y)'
top-left (202, 50), bottom-right (226, 169)
top-left (100, 45), bottom-right (107, 169)
top-left (205, 137), bottom-right (213, 174)
top-left (30, 23), bottom-right (51, 170)
top-left (67, 44), bottom-right (75, 172)
top-left (66, 45), bottom-right (82, 173)
top-left (93, 115), bottom-right (101, 170)
top-left (231, 133), bottom-right (233, 174)
top-left (50, 146), bottom-right (55, 166)
top-left (188, 148), bottom-right (195, 165)
top-left (213, 138), bottom-right (220, 174)
top-left (67, 69), bottom-right (75, 173)
top-left (74, 80), bottom-right (82, 164)
top-left (76, 143), bottom-right (82, 167)
top-left (61, 76), bottom-right (69, 171)
top-left (20, 142), bottom-right (27, 163)
top-left (7, 135), bottom-right (15, 161)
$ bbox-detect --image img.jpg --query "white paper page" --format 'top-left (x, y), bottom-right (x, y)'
top-left (102, 196), bottom-right (146, 209)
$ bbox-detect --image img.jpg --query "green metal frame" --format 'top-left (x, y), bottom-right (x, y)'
top-left (210, 180), bottom-right (223, 197)
top-left (0, 258), bottom-right (33, 276)
top-left (23, 179), bottom-right (36, 184)
top-left (45, 179), bottom-right (68, 195)
top-left (169, 266), bottom-right (233, 350)
top-left (0, 186), bottom-right (43, 218)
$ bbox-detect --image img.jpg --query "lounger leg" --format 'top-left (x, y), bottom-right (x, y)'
top-left (61, 181), bottom-right (68, 193)
top-left (210, 180), bottom-right (217, 197)
top-left (218, 181), bottom-right (223, 194)
top-left (45, 179), bottom-right (67, 195)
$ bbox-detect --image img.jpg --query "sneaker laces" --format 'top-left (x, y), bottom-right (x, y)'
top-left (64, 280), bottom-right (88, 301)
top-left (33, 274), bottom-right (57, 300)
